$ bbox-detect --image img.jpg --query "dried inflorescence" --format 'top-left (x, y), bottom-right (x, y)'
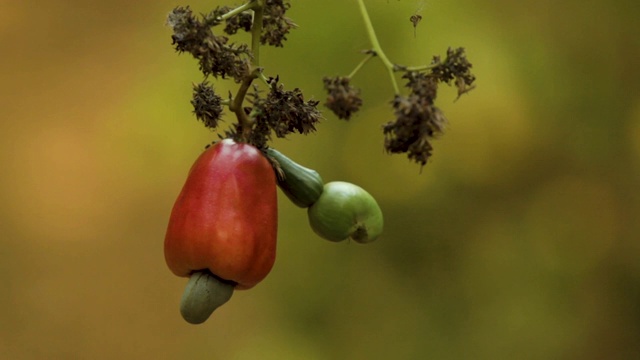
top-left (260, 78), bottom-right (321, 136)
top-left (168, 2), bottom-right (310, 149)
top-left (224, 78), bottom-right (322, 149)
top-left (383, 48), bottom-right (474, 166)
top-left (429, 47), bottom-right (476, 98)
top-left (383, 95), bottom-right (446, 166)
top-left (212, 6), bottom-right (253, 35)
top-left (208, 1), bottom-right (296, 46)
top-left (254, 77), bottom-right (322, 139)
top-left (169, 1), bottom-right (474, 168)
top-left (262, 0), bottom-right (298, 47)
top-left (323, 76), bottom-right (363, 120)
top-left (321, 45), bottom-right (474, 166)
top-left (403, 71), bottom-right (438, 102)
top-left (383, 74), bottom-right (445, 166)
top-left (167, 6), bottom-right (251, 82)
top-left (191, 82), bottom-right (224, 129)
top-left (383, 71), bottom-right (447, 166)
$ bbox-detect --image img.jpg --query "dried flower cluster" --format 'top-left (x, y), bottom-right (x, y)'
top-left (261, 0), bottom-right (298, 47)
top-left (237, 78), bottom-right (321, 149)
top-left (384, 48), bottom-right (474, 165)
top-left (324, 47), bottom-right (475, 166)
top-left (430, 47), bottom-right (476, 98)
top-left (323, 76), bottom-right (363, 120)
top-left (167, 2), bottom-right (320, 149)
top-left (257, 78), bottom-right (321, 137)
top-left (191, 82), bottom-right (223, 129)
top-left (385, 109), bottom-right (444, 165)
top-left (168, 0), bottom-right (474, 168)
top-left (167, 6), bottom-right (251, 82)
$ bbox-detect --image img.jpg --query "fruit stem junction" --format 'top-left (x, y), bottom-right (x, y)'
top-left (356, 0), bottom-right (400, 94)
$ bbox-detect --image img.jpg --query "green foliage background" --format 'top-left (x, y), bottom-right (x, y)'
top-left (1, 0), bottom-right (639, 358)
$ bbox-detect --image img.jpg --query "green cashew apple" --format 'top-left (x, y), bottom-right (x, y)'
top-left (307, 181), bottom-right (383, 243)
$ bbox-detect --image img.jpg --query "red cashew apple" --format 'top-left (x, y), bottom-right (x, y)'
top-left (164, 139), bottom-right (278, 291)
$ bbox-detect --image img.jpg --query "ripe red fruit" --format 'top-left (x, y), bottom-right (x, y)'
top-left (164, 139), bottom-right (278, 290)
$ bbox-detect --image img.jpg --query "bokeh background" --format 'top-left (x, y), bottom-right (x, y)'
top-left (2, 0), bottom-right (639, 358)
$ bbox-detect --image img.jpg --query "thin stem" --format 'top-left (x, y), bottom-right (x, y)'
top-left (251, 0), bottom-right (265, 67)
top-left (230, 68), bottom-right (261, 140)
top-left (259, 72), bottom-right (270, 86)
top-left (404, 63), bottom-right (438, 72)
top-left (227, 0), bottom-right (264, 141)
top-left (348, 52), bottom-right (375, 79)
top-left (220, 1), bottom-right (256, 21)
top-left (356, 0), bottom-right (400, 94)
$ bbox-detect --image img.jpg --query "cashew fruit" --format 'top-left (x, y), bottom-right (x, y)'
top-left (164, 139), bottom-right (278, 290)
top-left (307, 181), bottom-right (383, 243)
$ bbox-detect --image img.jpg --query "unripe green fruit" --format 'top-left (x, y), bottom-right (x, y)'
top-left (307, 181), bottom-right (383, 243)
top-left (267, 148), bottom-right (324, 208)
top-left (179, 270), bottom-right (235, 324)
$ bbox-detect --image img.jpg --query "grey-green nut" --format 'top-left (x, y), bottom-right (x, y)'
top-left (179, 270), bottom-right (235, 324)
top-left (307, 181), bottom-right (383, 243)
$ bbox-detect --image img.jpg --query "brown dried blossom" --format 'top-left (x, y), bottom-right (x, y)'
top-left (167, 6), bottom-right (251, 82)
top-left (383, 71), bottom-right (447, 166)
top-left (429, 47), bottom-right (476, 98)
top-left (261, 0), bottom-right (298, 47)
top-left (256, 77), bottom-right (322, 137)
top-left (191, 82), bottom-right (224, 129)
top-left (323, 76), bottom-right (363, 120)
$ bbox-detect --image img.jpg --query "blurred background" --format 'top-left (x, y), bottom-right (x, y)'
top-left (1, 0), bottom-right (639, 358)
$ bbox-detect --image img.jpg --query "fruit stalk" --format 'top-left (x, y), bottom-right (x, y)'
top-left (267, 148), bottom-right (324, 208)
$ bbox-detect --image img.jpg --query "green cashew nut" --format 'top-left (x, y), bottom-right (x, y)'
top-left (179, 270), bottom-right (235, 324)
top-left (307, 181), bottom-right (383, 243)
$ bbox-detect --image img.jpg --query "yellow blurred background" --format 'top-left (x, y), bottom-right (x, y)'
top-left (1, 0), bottom-right (639, 358)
